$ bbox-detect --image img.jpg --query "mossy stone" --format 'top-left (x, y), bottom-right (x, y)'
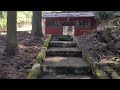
top-left (27, 64), bottom-right (41, 79)
top-left (43, 35), bottom-right (51, 48)
top-left (27, 35), bottom-right (51, 79)
top-left (35, 51), bottom-right (45, 64)
top-left (95, 69), bottom-right (109, 79)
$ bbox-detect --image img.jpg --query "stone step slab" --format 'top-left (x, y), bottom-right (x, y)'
top-left (41, 56), bottom-right (91, 74)
top-left (49, 41), bottom-right (77, 47)
top-left (46, 47), bottom-right (82, 57)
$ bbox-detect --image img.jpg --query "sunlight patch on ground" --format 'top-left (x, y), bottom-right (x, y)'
top-left (17, 25), bottom-right (32, 31)
top-left (0, 32), bottom-right (7, 35)
top-left (18, 44), bottom-right (26, 49)
top-left (45, 57), bottom-right (68, 62)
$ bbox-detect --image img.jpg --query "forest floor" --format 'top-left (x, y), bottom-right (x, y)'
top-left (76, 33), bottom-right (119, 63)
top-left (76, 32), bottom-right (120, 78)
top-left (0, 31), bottom-right (47, 79)
top-left (0, 28), bottom-right (120, 79)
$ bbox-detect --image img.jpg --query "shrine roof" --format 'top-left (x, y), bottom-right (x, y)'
top-left (42, 11), bottom-right (95, 18)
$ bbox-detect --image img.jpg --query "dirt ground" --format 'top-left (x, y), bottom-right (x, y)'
top-left (76, 33), bottom-right (120, 63)
top-left (76, 32), bottom-right (120, 78)
top-left (0, 31), bottom-right (47, 79)
top-left (1, 30), bottom-right (120, 79)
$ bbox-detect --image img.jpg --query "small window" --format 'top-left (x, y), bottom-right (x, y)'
top-left (46, 21), bottom-right (60, 27)
top-left (76, 21), bottom-right (90, 28)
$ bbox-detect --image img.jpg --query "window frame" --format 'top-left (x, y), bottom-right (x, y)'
top-left (46, 21), bottom-right (60, 28)
top-left (76, 20), bottom-right (90, 28)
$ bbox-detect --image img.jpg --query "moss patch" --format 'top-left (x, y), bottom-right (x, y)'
top-left (73, 36), bottom-right (109, 79)
top-left (82, 52), bottom-right (95, 72)
top-left (111, 72), bottom-right (120, 79)
top-left (27, 64), bottom-right (41, 79)
top-left (104, 66), bottom-right (120, 79)
top-left (35, 35), bottom-right (50, 64)
top-left (43, 35), bottom-right (51, 48)
top-left (27, 35), bottom-right (51, 79)
top-left (82, 49), bottom-right (109, 79)
top-left (35, 49), bottom-right (46, 64)
top-left (35, 46), bottom-right (47, 64)
top-left (95, 69), bottom-right (109, 79)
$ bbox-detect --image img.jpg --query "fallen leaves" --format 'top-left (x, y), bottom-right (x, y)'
top-left (0, 31), bottom-right (47, 79)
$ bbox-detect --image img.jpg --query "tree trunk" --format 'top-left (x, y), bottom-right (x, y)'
top-left (0, 11), bottom-right (2, 16)
top-left (32, 11), bottom-right (43, 36)
top-left (5, 11), bottom-right (17, 55)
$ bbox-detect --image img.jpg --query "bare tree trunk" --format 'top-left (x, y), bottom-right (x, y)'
top-left (32, 11), bottom-right (43, 36)
top-left (0, 11), bottom-right (2, 16)
top-left (5, 11), bottom-right (17, 55)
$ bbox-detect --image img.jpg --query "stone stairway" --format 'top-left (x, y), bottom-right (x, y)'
top-left (40, 35), bottom-right (93, 79)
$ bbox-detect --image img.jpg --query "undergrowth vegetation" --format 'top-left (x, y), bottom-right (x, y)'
top-left (0, 11), bottom-right (32, 31)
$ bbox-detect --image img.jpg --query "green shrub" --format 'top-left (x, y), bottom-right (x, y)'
top-left (95, 11), bottom-right (114, 21)
top-left (0, 11), bottom-right (7, 30)
top-left (17, 11), bottom-right (32, 28)
top-left (0, 11), bottom-right (32, 30)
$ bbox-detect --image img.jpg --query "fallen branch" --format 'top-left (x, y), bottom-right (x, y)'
top-left (100, 51), bottom-right (105, 58)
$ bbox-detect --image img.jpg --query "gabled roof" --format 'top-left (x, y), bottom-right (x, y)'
top-left (42, 11), bottom-right (95, 18)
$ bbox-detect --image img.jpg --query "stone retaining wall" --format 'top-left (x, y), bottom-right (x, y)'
top-left (27, 35), bottom-right (51, 79)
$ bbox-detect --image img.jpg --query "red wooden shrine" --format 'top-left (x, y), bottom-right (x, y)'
top-left (42, 11), bottom-right (97, 36)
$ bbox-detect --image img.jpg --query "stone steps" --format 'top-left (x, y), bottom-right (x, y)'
top-left (46, 47), bottom-right (82, 57)
top-left (51, 35), bottom-right (73, 41)
top-left (51, 37), bottom-right (73, 41)
top-left (52, 35), bottom-right (72, 38)
top-left (49, 41), bottom-right (77, 47)
top-left (41, 56), bottom-right (91, 75)
top-left (39, 73), bottom-right (93, 79)
top-left (39, 35), bottom-right (93, 79)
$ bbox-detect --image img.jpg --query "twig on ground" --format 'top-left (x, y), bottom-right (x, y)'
top-left (100, 51), bottom-right (105, 58)
top-left (96, 53), bottom-right (102, 61)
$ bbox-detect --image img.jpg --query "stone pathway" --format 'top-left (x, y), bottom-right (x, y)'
top-left (39, 35), bottom-right (94, 79)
